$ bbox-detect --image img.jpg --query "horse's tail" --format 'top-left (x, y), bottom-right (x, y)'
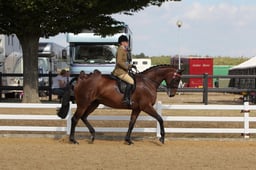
top-left (57, 84), bottom-right (71, 119)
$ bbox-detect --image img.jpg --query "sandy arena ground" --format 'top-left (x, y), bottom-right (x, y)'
top-left (1, 137), bottom-right (256, 170)
top-left (1, 92), bottom-right (255, 170)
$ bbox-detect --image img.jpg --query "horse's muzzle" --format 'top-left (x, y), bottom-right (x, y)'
top-left (167, 88), bottom-right (176, 97)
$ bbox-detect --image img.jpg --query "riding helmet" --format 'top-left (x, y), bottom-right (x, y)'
top-left (118, 35), bottom-right (128, 44)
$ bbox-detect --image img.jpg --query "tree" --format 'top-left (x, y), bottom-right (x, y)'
top-left (133, 53), bottom-right (148, 58)
top-left (0, 0), bottom-right (180, 102)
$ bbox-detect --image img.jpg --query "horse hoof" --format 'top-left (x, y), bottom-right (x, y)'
top-left (159, 137), bottom-right (165, 144)
top-left (127, 141), bottom-right (134, 145)
top-left (70, 139), bottom-right (79, 144)
top-left (125, 139), bottom-right (134, 145)
top-left (90, 136), bottom-right (95, 143)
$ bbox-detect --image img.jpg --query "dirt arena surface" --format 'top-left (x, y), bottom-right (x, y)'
top-left (1, 92), bottom-right (255, 170)
top-left (1, 137), bottom-right (256, 170)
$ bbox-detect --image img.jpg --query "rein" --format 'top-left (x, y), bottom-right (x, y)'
top-left (139, 68), bottom-right (160, 87)
top-left (142, 76), bottom-right (160, 86)
top-left (134, 66), bottom-right (182, 89)
top-left (139, 69), bottom-right (181, 88)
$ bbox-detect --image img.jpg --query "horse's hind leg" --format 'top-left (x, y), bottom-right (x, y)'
top-left (143, 105), bottom-right (165, 144)
top-left (70, 107), bottom-right (86, 144)
top-left (81, 101), bottom-right (99, 143)
top-left (81, 118), bottom-right (95, 143)
top-left (125, 109), bottom-right (140, 145)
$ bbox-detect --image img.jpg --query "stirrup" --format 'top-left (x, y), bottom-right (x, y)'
top-left (123, 98), bottom-right (133, 106)
top-left (123, 99), bottom-right (133, 106)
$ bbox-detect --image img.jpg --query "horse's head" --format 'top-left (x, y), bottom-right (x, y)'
top-left (166, 69), bottom-right (183, 97)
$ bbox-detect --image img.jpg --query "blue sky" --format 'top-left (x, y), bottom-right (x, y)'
top-left (40, 0), bottom-right (256, 57)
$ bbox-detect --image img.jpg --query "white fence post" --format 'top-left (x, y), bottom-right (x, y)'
top-left (66, 102), bottom-right (72, 135)
top-left (243, 101), bottom-right (250, 138)
top-left (155, 101), bottom-right (162, 138)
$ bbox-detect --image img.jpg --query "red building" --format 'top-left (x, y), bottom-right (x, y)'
top-left (171, 57), bottom-right (213, 88)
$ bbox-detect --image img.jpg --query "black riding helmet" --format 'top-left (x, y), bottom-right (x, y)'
top-left (118, 35), bottom-right (128, 44)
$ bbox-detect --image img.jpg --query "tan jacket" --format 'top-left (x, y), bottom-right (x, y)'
top-left (112, 46), bottom-right (131, 76)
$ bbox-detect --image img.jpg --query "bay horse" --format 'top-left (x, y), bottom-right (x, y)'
top-left (59, 65), bottom-right (183, 145)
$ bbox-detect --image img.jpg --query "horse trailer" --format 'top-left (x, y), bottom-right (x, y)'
top-left (171, 56), bottom-right (213, 88)
top-left (2, 42), bottom-right (67, 98)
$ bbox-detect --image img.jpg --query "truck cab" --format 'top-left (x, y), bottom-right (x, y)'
top-left (67, 25), bottom-right (132, 75)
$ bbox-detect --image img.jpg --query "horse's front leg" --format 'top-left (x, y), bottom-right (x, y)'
top-left (157, 116), bottom-right (165, 144)
top-left (143, 106), bottom-right (165, 144)
top-left (125, 110), bottom-right (140, 145)
top-left (81, 101), bottom-right (99, 143)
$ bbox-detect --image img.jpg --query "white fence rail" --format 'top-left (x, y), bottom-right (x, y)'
top-left (1, 102), bottom-right (256, 138)
top-left (157, 102), bottom-right (256, 138)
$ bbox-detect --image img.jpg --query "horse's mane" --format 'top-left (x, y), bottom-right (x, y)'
top-left (139, 64), bottom-right (176, 74)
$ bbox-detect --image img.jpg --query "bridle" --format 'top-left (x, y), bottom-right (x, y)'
top-left (168, 72), bottom-right (182, 89)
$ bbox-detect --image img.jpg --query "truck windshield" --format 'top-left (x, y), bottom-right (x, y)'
top-left (73, 45), bottom-right (117, 64)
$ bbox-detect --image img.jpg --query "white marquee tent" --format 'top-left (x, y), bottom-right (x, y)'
top-left (229, 56), bottom-right (256, 70)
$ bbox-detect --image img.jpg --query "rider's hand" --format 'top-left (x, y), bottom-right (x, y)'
top-left (131, 64), bottom-right (137, 69)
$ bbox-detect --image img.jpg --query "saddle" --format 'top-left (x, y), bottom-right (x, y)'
top-left (109, 74), bottom-right (136, 93)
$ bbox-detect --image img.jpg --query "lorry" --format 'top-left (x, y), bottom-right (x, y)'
top-left (2, 42), bottom-right (67, 98)
top-left (0, 34), bottom-right (22, 73)
top-left (66, 25), bottom-right (132, 75)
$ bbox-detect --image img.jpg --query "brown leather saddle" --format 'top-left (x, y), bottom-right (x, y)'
top-left (109, 74), bottom-right (136, 93)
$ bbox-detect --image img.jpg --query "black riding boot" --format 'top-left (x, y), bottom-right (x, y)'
top-left (123, 84), bottom-right (133, 106)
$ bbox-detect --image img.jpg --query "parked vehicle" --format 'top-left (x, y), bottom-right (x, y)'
top-left (1, 42), bottom-right (67, 98)
top-left (0, 34), bottom-right (22, 73)
top-left (132, 58), bottom-right (151, 72)
top-left (171, 56), bottom-right (213, 88)
top-left (67, 25), bottom-right (132, 75)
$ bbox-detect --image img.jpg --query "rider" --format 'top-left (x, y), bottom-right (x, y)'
top-left (112, 35), bottom-right (134, 106)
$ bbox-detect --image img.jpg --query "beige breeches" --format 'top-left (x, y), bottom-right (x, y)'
top-left (117, 73), bottom-right (134, 85)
